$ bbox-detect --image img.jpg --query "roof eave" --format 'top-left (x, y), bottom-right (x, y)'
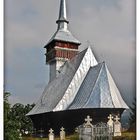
top-left (44, 39), bottom-right (81, 48)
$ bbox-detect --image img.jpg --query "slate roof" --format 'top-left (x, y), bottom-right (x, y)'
top-left (45, 29), bottom-right (81, 47)
top-left (44, 0), bottom-right (81, 47)
top-left (68, 62), bottom-right (128, 109)
top-left (27, 47), bottom-right (128, 116)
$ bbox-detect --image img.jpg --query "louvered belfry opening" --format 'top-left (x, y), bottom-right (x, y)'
top-left (44, 0), bottom-right (80, 81)
top-left (45, 41), bottom-right (79, 63)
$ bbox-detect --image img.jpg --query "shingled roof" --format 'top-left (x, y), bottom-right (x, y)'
top-left (44, 0), bottom-right (80, 48)
top-left (27, 47), bottom-right (128, 116)
top-left (68, 62), bottom-right (128, 109)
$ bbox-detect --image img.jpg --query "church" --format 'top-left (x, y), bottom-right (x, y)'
top-left (27, 0), bottom-right (128, 135)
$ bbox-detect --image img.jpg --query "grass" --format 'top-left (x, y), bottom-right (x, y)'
top-left (23, 132), bottom-right (136, 140)
top-left (23, 134), bottom-right (79, 140)
top-left (113, 132), bottom-right (136, 140)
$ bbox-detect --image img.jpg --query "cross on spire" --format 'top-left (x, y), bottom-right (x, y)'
top-left (85, 115), bottom-right (92, 125)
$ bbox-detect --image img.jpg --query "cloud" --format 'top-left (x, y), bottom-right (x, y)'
top-left (9, 95), bottom-right (22, 105)
top-left (4, 0), bottom-right (136, 105)
top-left (68, 0), bottom-right (136, 104)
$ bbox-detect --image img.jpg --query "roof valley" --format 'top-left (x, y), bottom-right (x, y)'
top-left (53, 47), bottom-right (98, 111)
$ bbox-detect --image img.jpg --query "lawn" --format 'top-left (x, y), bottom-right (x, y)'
top-left (113, 132), bottom-right (136, 140)
top-left (23, 132), bottom-right (136, 140)
top-left (22, 136), bottom-right (78, 140)
top-left (23, 134), bottom-right (79, 140)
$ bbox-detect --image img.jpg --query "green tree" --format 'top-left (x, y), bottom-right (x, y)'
top-left (4, 92), bottom-right (10, 123)
top-left (4, 92), bottom-right (20, 140)
top-left (4, 92), bottom-right (35, 139)
top-left (129, 98), bottom-right (136, 125)
top-left (10, 103), bottom-right (35, 135)
top-left (23, 104), bottom-right (35, 133)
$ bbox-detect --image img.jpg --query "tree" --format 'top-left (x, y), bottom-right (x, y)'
top-left (10, 103), bottom-right (35, 135)
top-left (23, 104), bottom-right (35, 133)
top-left (4, 92), bottom-right (11, 123)
top-left (4, 92), bottom-right (20, 140)
top-left (129, 98), bottom-right (136, 125)
top-left (4, 92), bottom-right (35, 139)
top-left (129, 98), bottom-right (136, 132)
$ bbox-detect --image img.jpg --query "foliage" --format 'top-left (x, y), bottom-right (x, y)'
top-left (4, 119), bottom-right (21, 140)
top-left (4, 92), bottom-right (20, 140)
top-left (4, 92), bottom-right (10, 123)
top-left (10, 103), bottom-right (35, 135)
top-left (129, 98), bottom-right (136, 129)
top-left (4, 92), bottom-right (35, 140)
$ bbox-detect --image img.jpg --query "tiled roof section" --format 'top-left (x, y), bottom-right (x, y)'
top-left (53, 47), bottom-right (98, 111)
top-left (68, 62), bottom-right (129, 110)
top-left (27, 48), bottom-right (89, 116)
top-left (27, 47), bottom-right (128, 116)
top-left (84, 63), bottom-right (114, 108)
top-left (44, 0), bottom-right (81, 47)
top-left (68, 63), bottom-right (103, 109)
top-left (45, 29), bottom-right (81, 47)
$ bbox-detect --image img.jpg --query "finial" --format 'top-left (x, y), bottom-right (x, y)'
top-left (56, 0), bottom-right (69, 30)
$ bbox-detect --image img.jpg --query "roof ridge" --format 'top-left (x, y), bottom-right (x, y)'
top-left (58, 48), bottom-right (88, 73)
top-left (102, 63), bottom-right (115, 108)
top-left (104, 64), bottom-right (129, 109)
top-left (82, 62), bottom-right (104, 108)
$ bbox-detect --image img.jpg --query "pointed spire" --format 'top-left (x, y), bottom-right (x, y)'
top-left (56, 0), bottom-right (69, 30)
top-left (44, 0), bottom-right (81, 48)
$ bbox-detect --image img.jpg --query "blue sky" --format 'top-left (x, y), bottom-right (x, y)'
top-left (4, 0), bottom-right (136, 105)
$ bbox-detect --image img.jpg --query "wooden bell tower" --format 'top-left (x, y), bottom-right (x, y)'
top-left (44, 0), bottom-right (81, 81)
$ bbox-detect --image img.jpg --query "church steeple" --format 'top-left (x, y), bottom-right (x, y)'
top-left (44, 0), bottom-right (81, 82)
top-left (56, 0), bottom-right (69, 30)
